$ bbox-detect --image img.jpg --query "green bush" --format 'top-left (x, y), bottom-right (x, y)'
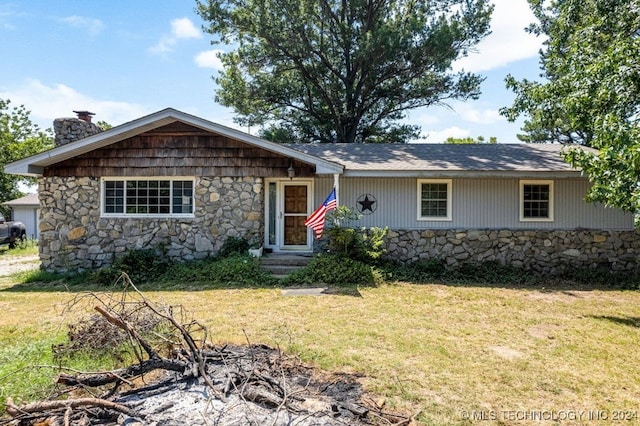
top-left (159, 254), bottom-right (278, 287)
top-left (323, 206), bottom-right (388, 262)
top-left (218, 236), bottom-right (250, 258)
top-left (209, 255), bottom-right (278, 286)
top-left (560, 267), bottom-right (640, 289)
top-left (382, 259), bottom-right (537, 285)
top-left (358, 226), bottom-right (388, 262)
top-left (94, 248), bottom-right (170, 285)
top-left (382, 258), bottom-right (448, 283)
top-left (283, 254), bottom-right (383, 287)
top-left (16, 269), bottom-right (63, 284)
top-left (388, 258), bottom-right (640, 288)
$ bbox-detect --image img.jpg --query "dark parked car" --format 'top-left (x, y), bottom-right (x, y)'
top-left (0, 215), bottom-right (26, 249)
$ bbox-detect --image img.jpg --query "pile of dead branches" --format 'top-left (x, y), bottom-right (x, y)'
top-left (2, 274), bottom-right (412, 426)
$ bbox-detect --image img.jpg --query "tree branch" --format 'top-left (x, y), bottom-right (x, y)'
top-left (5, 397), bottom-right (140, 420)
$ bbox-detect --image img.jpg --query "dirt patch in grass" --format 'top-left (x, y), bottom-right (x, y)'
top-left (526, 324), bottom-right (563, 340)
top-left (488, 345), bottom-right (525, 360)
top-left (0, 253), bottom-right (39, 277)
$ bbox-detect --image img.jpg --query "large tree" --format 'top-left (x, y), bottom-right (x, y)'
top-left (0, 99), bottom-right (53, 217)
top-left (197, 0), bottom-right (493, 144)
top-left (501, 0), bottom-right (640, 212)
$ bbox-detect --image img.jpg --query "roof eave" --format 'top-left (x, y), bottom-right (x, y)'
top-left (341, 170), bottom-right (584, 179)
top-left (4, 108), bottom-right (344, 176)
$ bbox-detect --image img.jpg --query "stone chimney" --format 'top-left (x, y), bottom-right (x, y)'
top-left (53, 110), bottom-right (103, 147)
top-left (74, 110), bottom-right (94, 123)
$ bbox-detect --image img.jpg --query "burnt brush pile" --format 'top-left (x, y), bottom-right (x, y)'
top-left (2, 276), bottom-right (412, 426)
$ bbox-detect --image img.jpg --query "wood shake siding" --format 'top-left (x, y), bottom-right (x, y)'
top-left (43, 123), bottom-right (314, 178)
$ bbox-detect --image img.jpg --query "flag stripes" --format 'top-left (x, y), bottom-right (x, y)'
top-left (304, 188), bottom-right (337, 238)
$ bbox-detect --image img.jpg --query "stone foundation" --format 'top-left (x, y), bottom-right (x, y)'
top-left (38, 176), bottom-right (264, 272)
top-left (384, 229), bottom-right (640, 275)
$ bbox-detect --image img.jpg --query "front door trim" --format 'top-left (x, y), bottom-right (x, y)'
top-left (264, 178), bottom-right (314, 252)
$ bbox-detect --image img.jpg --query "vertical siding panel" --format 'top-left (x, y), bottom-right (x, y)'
top-left (317, 176), bottom-right (634, 230)
top-left (314, 178), bottom-right (334, 208)
top-left (341, 177), bottom-right (414, 229)
top-left (555, 179), bottom-right (633, 229)
top-left (455, 178), bottom-right (521, 229)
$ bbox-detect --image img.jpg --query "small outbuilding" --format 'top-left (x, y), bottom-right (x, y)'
top-left (1, 193), bottom-right (40, 240)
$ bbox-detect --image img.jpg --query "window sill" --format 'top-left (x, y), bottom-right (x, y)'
top-left (519, 217), bottom-right (554, 222)
top-left (101, 214), bottom-right (195, 219)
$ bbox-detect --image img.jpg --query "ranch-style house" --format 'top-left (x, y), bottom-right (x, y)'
top-left (5, 108), bottom-right (639, 274)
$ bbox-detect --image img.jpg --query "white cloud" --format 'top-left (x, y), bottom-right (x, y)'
top-left (60, 15), bottom-right (105, 36)
top-left (195, 49), bottom-right (224, 69)
top-left (453, 0), bottom-right (544, 73)
top-left (171, 17), bottom-right (201, 40)
top-left (455, 104), bottom-right (503, 124)
top-left (0, 5), bottom-right (21, 30)
top-left (418, 126), bottom-right (471, 143)
top-left (150, 17), bottom-right (201, 56)
top-left (0, 79), bottom-right (151, 129)
top-left (404, 109), bottom-right (441, 127)
top-left (149, 36), bottom-right (175, 56)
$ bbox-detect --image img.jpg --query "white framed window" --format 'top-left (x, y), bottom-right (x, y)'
top-left (520, 180), bottom-right (554, 222)
top-left (102, 177), bottom-right (195, 217)
top-left (417, 179), bottom-right (452, 221)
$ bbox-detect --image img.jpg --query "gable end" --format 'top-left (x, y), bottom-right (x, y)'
top-left (43, 123), bottom-right (316, 178)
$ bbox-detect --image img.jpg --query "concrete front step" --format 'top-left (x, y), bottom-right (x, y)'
top-left (260, 253), bottom-right (312, 277)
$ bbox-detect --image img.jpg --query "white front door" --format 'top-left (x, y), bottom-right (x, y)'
top-left (265, 180), bottom-right (313, 252)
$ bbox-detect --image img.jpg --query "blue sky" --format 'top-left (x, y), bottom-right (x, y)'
top-left (0, 0), bottom-right (544, 143)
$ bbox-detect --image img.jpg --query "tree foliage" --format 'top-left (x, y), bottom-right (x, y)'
top-left (0, 99), bottom-right (53, 217)
top-left (501, 0), bottom-right (640, 212)
top-left (96, 120), bottom-right (113, 130)
top-left (444, 135), bottom-right (496, 144)
top-left (197, 0), bottom-right (493, 144)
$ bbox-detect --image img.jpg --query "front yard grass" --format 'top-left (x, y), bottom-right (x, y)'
top-left (1, 262), bottom-right (639, 425)
top-left (0, 240), bottom-right (39, 257)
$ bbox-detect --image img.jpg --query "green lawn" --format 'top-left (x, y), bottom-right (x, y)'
top-left (1, 261), bottom-right (639, 425)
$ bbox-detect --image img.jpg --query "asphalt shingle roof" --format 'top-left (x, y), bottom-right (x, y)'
top-left (287, 143), bottom-right (587, 173)
top-left (1, 193), bottom-right (39, 206)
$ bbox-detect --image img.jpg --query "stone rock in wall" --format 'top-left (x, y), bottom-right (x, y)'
top-left (593, 234), bottom-right (607, 243)
top-left (53, 118), bottom-right (103, 147)
top-left (67, 226), bottom-right (87, 241)
top-left (562, 249), bottom-right (581, 258)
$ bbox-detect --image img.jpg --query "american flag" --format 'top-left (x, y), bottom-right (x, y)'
top-left (304, 188), bottom-right (337, 239)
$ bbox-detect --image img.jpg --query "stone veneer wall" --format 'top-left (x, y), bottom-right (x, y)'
top-left (384, 229), bottom-right (640, 275)
top-left (38, 176), bottom-right (263, 272)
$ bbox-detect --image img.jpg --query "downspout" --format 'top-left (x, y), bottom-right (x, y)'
top-left (333, 173), bottom-right (340, 206)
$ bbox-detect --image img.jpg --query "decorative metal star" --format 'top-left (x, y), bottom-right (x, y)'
top-left (358, 194), bottom-right (376, 213)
